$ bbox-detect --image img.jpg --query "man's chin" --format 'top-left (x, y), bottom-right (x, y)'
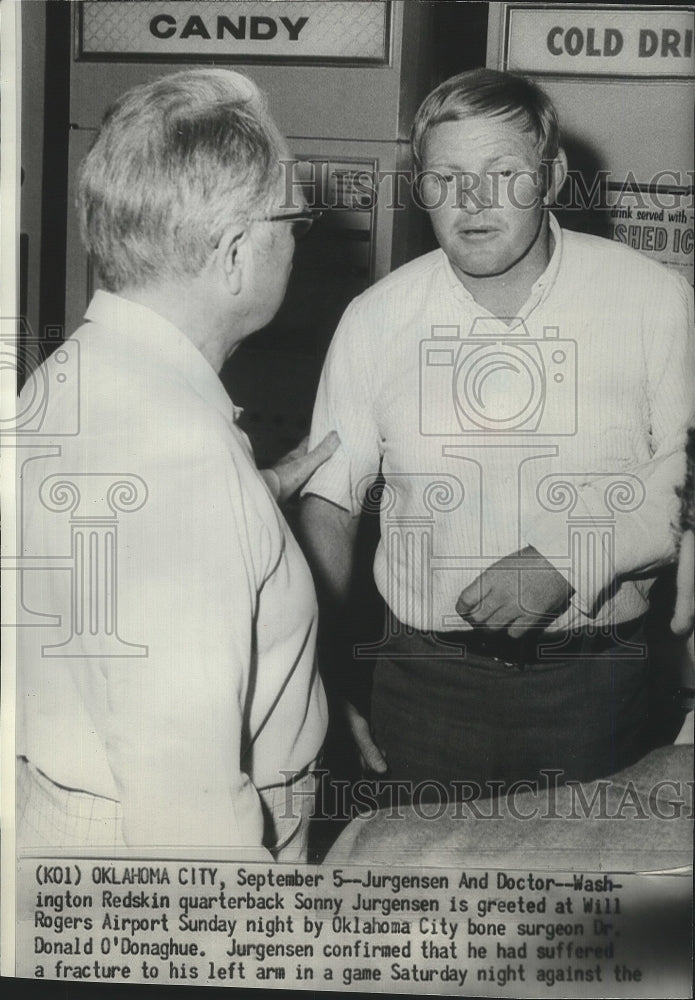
top-left (451, 257), bottom-right (513, 280)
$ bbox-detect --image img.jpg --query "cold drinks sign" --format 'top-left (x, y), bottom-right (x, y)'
top-left (77, 1), bottom-right (390, 64)
top-left (505, 5), bottom-right (694, 77)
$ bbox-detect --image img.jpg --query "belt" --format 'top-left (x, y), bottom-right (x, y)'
top-left (431, 617), bottom-right (646, 670)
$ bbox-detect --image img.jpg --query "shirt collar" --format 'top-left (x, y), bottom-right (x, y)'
top-left (440, 211), bottom-right (564, 310)
top-left (84, 290), bottom-right (243, 422)
top-left (536, 213), bottom-right (563, 294)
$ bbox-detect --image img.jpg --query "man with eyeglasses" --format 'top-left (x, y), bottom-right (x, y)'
top-left (17, 69), bottom-right (334, 859)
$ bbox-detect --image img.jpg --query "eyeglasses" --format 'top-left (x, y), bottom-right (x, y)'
top-left (251, 209), bottom-right (324, 239)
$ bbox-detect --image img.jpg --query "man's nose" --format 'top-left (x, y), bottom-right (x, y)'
top-left (456, 172), bottom-right (495, 212)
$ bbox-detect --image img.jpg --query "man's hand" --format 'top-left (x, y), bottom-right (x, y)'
top-left (456, 545), bottom-right (574, 639)
top-left (343, 699), bottom-right (388, 774)
top-left (261, 431), bottom-right (339, 503)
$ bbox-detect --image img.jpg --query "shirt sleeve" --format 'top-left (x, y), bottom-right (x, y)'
top-left (302, 299), bottom-right (383, 516)
top-left (80, 426), bottom-right (272, 854)
top-left (525, 271), bottom-right (694, 614)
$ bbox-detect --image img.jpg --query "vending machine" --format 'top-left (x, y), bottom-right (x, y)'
top-left (487, 1), bottom-right (695, 701)
top-left (487, 3), bottom-right (694, 285)
top-left (62, 0), bottom-right (434, 464)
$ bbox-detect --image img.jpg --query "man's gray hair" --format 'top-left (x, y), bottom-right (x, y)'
top-left (78, 68), bottom-right (287, 291)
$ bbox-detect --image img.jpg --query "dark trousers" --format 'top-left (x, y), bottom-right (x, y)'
top-left (370, 621), bottom-right (651, 800)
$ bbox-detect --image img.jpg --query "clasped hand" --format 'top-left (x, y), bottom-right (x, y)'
top-left (342, 546), bottom-right (574, 776)
top-left (456, 545), bottom-right (574, 638)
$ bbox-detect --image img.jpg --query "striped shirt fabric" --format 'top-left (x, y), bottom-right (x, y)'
top-left (18, 291), bottom-right (328, 851)
top-left (304, 216), bottom-right (694, 632)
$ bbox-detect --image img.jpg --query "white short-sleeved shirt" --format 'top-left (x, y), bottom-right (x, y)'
top-left (18, 291), bottom-right (328, 849)
top-left (304, 217), bottom-right (694, 632)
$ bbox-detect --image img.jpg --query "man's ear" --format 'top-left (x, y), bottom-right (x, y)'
top-left (542, 148), bottom-right (568, 205)
top-left (215, 227), bottom-right (248, 295)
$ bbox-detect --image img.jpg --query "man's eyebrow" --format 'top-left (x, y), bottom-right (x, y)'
top-left (487, 152), bottom-right (528, 162)
top-left (424, 158), bottom-right (502, 170)
top-left (422, 160), bottom-right (464, 169)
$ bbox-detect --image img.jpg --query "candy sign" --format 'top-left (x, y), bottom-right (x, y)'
top-left (77, 1), bottom-right (391, 64)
